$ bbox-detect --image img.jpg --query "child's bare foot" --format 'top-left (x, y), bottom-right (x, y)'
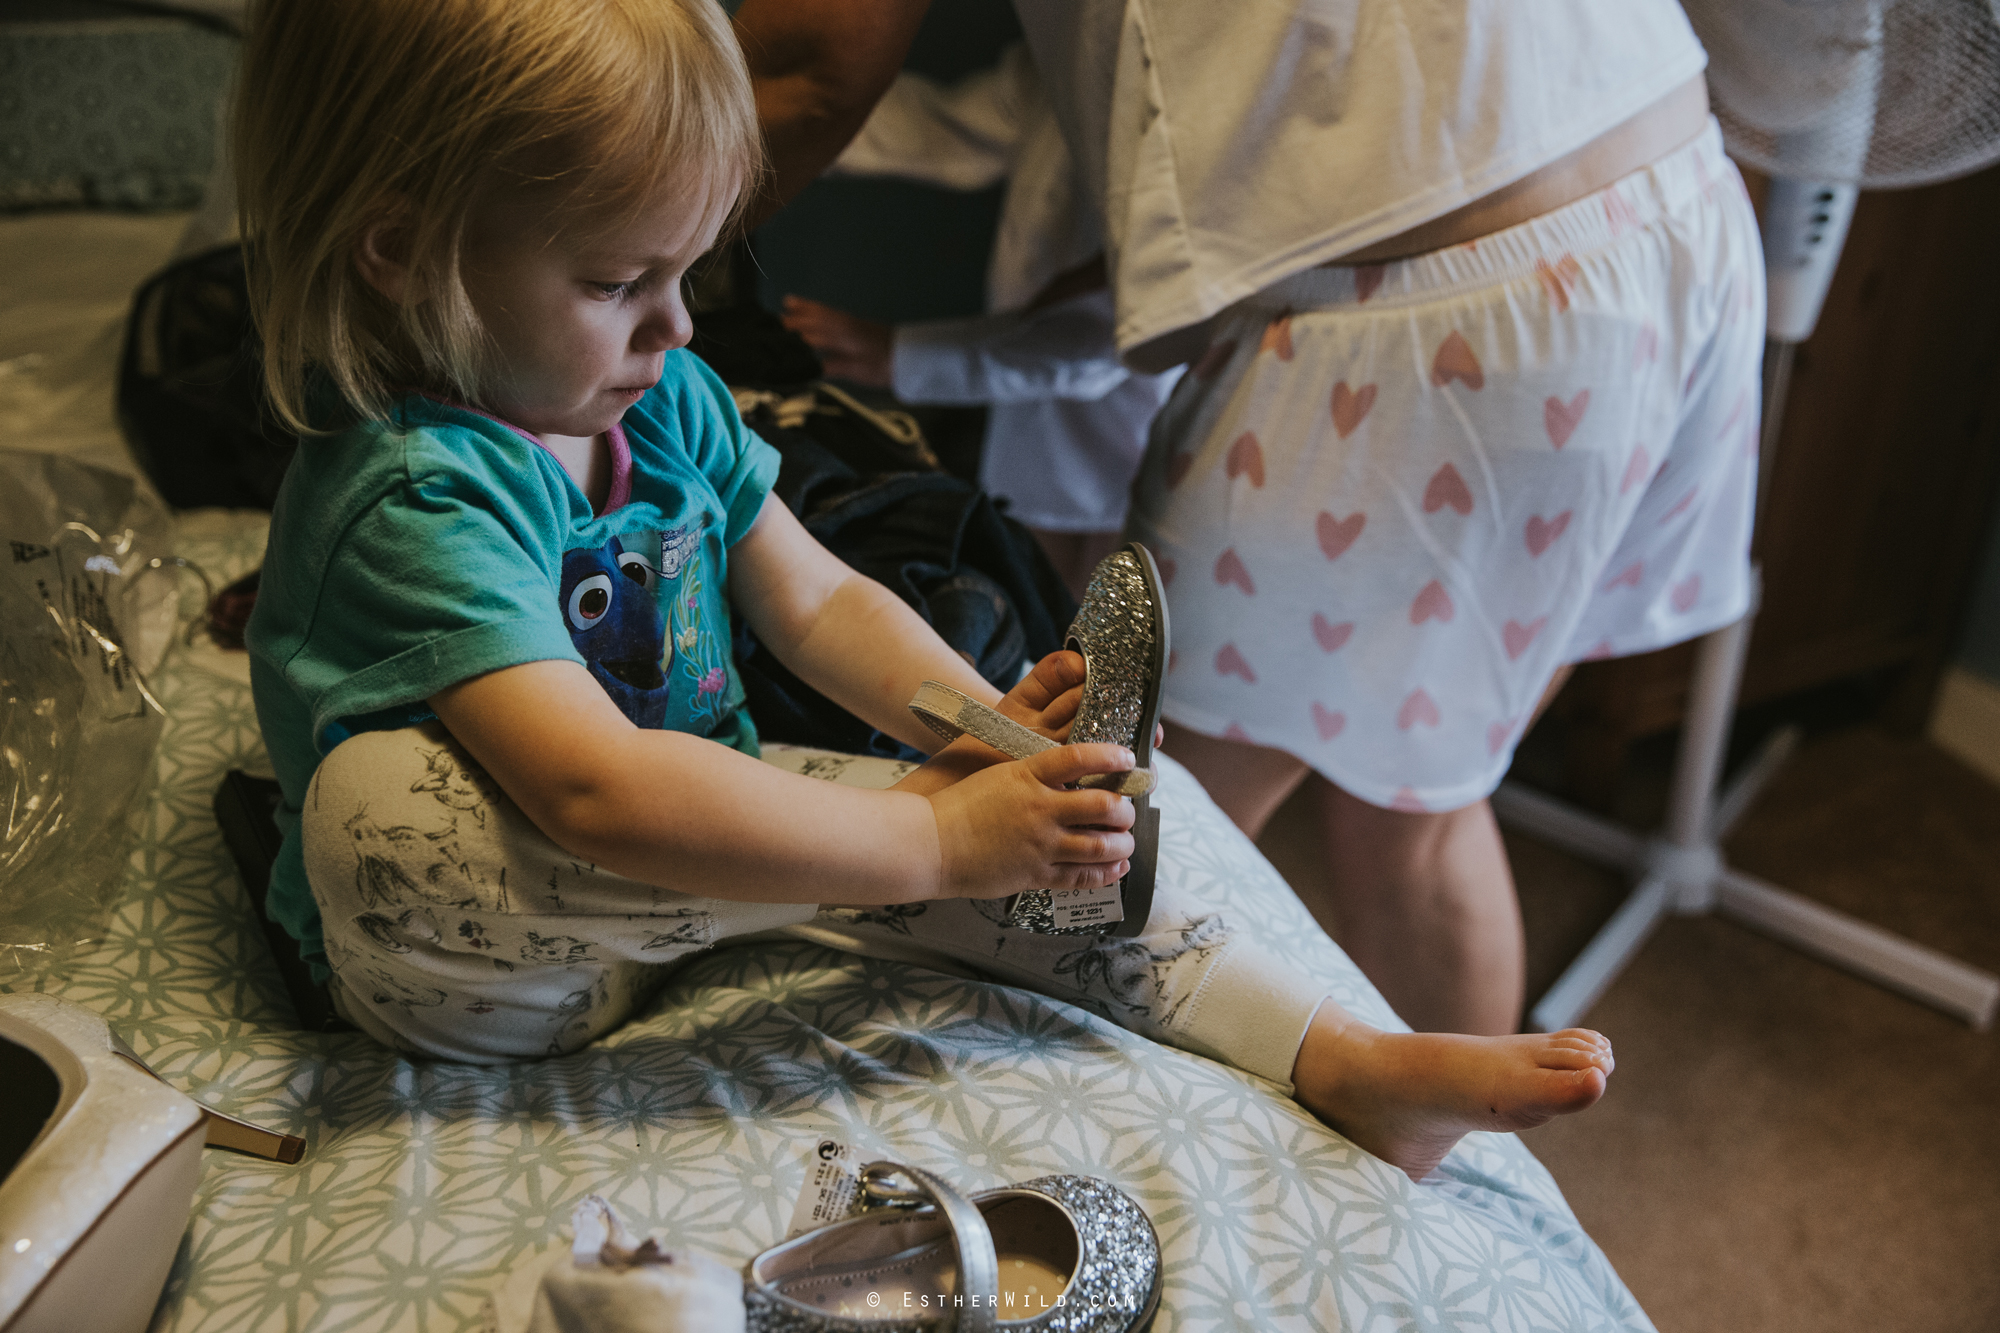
top-left (1290, 1001), bottom-right (1613, 1181)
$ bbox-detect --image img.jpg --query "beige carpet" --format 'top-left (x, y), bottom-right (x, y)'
top-left (1258, 725), bottom-right (2000, 1332)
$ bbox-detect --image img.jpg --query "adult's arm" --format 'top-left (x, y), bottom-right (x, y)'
top-left (892, 290), bottom-right (1133, 406)
top-left (733, 0), bottom-right (933, 223)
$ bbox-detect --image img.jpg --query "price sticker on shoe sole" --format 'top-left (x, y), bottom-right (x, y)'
top-left (1050, 881), bottom-right (1124, 930)
top-left (785, 1138), bottom-right (863, 1239)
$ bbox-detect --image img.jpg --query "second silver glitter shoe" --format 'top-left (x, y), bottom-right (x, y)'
top-left (743, 1161), bottom-right (1161, 1333)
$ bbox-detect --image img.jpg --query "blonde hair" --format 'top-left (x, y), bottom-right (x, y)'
top-left (234, 0), bottom-right (763, 432)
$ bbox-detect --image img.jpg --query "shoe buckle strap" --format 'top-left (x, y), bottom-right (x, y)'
top-left (907, 680), bottom-right (1155, 798)
top-left (857, 1162), bottom-right (999, 1333)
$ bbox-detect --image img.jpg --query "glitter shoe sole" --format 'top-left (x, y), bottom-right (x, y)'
top-left (743, 1161), bottom-right (1161, 1333)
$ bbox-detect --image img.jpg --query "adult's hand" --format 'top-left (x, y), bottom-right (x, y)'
top-left (732, 0), bottom-right (932, 226)
top-left (779, 296), bottom-right (894, 386)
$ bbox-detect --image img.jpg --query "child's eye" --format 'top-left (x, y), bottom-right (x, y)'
top-left (591, 280), bottom-right (639, 300)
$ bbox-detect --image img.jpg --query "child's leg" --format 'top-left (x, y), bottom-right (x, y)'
top-left (802, 885), bottom-right (1326, 1089)
top-left (799, 885), bottom-right (1608, 1180)
top-left (303, 722), bottom-right (816, 1062)
top-left (307, 727), bottom-right (1609, 1172)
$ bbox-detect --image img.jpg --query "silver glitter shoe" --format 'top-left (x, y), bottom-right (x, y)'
top-left (907, 544), bottom-right (1169, 938)
top-left (1003, 544), bottom-right (1167, 938)
top-left (743, 1162), bottom-right (1161, 1333)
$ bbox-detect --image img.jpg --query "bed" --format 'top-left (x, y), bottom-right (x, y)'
top-left (0, 201), bottom-right (1655, 1332)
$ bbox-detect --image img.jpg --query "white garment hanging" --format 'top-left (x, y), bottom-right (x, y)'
top-left (830, 49), bottom-right (1178, 532)
top-left (1008, 0), bottom-right (1709, 358)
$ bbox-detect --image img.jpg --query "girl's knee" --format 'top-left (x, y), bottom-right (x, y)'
top-left (1315, 780), bottom-right (1499, 866)
top-left (303, 722), bottom-right (518, 914)
top-left (310, 721), bottom-right (500, 826)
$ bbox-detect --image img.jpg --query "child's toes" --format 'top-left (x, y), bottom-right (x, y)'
top-left (1540, 1063), bottom-right (1608, 1104)
top-left (1537, 1047), bottom-right (1596, 1071)
top-left (1563, 1065), bottom-right (1609, 1104)
top-left (1497, 1065), bottom-right (1608, 1129)
top-left (1547, 1030), bottom-right (1613, 1062)
top-left (1551, 1027), bottom-right (1609, 1051)
top-left (1536, 1039), bottom-right (1612, 1074)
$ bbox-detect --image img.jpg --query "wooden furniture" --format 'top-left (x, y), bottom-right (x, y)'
top-left (1547, 160), bottom-right (2000, 800)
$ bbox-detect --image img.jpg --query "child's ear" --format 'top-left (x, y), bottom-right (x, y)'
top-left (354, 209), bottom-right (416, 304)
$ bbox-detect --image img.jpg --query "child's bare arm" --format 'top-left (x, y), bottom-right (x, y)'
top-left (430, 658), bottom-right (1134, 905)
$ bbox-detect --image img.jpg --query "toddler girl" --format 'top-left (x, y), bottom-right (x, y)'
top-left (238, 0), bottom-right (1612, 1182)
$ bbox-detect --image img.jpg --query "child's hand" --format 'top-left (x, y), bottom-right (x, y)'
top-left (891, 651), bottom-right (1086, 797)
top-left (780, 296), bottom-right (893, 387)
top-left (924, 744), bottom-right (1138, 899)
top-left (1000, 649), bottom-right (1164, 749)
top-left (999, 649), bottom-right (1085, 741)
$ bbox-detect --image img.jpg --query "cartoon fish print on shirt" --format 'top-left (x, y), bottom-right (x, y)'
top-left (659, 523), bottom-right (702, 580)
top-left (560, 538), bottom-right (670, 727)
top-left (665, 526), bottom-right (733, 731)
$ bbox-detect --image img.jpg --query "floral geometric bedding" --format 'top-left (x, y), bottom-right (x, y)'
top-left (9, 510), bottom-right (1654, 1333)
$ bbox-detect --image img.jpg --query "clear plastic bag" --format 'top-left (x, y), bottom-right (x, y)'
top-left (1, 450), bottom-right (179, 977)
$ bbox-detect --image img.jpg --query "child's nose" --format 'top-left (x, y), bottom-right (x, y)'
top-left (633, 290), bottom-right (692, 354)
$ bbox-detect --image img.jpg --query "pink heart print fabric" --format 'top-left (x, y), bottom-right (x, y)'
top-left (1128, 121), bottom-right (1764, 813)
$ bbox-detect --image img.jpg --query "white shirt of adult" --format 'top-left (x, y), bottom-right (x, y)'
top-left (1008, 0), bottom-right (1709, 360)
top-left (830, 48), bottom-right (1180, 532)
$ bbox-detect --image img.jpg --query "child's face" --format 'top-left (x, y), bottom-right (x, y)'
top-left (459, 177), bottom-right (730, 438)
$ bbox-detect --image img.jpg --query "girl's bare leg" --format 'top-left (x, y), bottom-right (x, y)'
top-left (1164, 720), bottom-right (1525, 1035)
top-left (1160, 721), bottom-right (1309, 836)
top-left (1308, 784), bottom-right (1526, 1035)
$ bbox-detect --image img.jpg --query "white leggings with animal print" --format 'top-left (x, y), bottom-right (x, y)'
top-left (303, 723), bottom-right (1329, 1084)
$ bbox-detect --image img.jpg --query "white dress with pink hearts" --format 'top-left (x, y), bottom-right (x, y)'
top-left (1128, 123), bottom-right (1763, 812)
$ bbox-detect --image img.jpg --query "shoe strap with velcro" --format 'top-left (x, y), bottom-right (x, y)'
top-left (859, 1161), bottom-right (999, 1333)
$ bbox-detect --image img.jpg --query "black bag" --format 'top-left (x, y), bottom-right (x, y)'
top-left (700, 305), bottom-right (1077, 759)
top-left (116, 243), bottom-right (297, 509)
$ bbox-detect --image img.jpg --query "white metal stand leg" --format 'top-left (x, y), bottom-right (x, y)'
top-left (1502, 599), bottom-right (2000, 1034)
top-left (1500, 309), bottom-right (2000, 1036)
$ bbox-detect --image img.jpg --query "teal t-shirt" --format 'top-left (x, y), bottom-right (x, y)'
top-left (247, 352), bottom-right (781, 981)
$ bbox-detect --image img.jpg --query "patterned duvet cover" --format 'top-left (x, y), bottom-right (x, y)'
top-left (0, 510), bottom-right (1657, 1333)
